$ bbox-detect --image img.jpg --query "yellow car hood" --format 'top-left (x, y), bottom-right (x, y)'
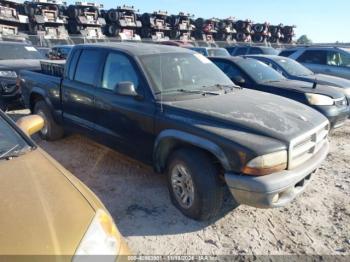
top-left (0, 148), bottom-right (95, 255)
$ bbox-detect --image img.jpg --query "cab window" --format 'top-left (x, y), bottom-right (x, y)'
top-left (297, 50), bottom-right (327, 65)
top-left (101, 53), bottom-right (139, 90)
top-left (74, 49), bottom-right (104, 85)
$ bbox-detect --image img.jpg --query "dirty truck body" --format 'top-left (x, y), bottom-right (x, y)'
top-left (20, 43), bottom-right (329, 220)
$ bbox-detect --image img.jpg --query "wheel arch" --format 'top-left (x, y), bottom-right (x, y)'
top-left (153, 129), bottom-right (231, 173)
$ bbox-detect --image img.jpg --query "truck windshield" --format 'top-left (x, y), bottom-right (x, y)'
top-left (0, 116), bottom-right (30, 160)
top-left (0, 44), bottom-right (44, 60)
top-left (139, 52), bottom-right (234, 96)
top-left (238, 59), bottom-right (286, 84)
top-left (275, 57), bottom-right (314, 76)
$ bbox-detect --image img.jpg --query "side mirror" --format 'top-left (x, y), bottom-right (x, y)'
top-left (114, 81), bottom-right (139, 97)
top-left (231, 76), bottom-right (246, 86)
top-left (16, 115), bottom-right (44, 136)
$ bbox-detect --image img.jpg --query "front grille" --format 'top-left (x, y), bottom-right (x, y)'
top-left (334, 97), bottom-right (348, 107)
top-left (288, 122), bottom-right (329, 169)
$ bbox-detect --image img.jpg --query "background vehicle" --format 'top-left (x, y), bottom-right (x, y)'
top-left (280, 46), bottom-right (350, 80)
top-left (0, 110), bottom-right (130, 256)
top-left (189, 47), bottom-right (230, 57)
top-left (0, 0), bottom-right (28, 37)
top-left (0, 41), bottom-right (43, 111)
top-left (193, 17), bottom-right (219, 42)
top-left (215, 17), bottom-right (235, 41)
top-left (167, 12), bottom-right (195, 41)
top-left (103, 5), bottom-right (142, 40)
top-left (247, 55), bottom-right (350, 103)
top-left (251, 22), bottom-right (269, 43)
top-left (210, 56), bottom-right (349, 128)
top-left (23, 0), bottom-right (68, 40)
top-left (234, 19), bottom-right (252, 42)
top-left (66, 2), bottom-right (105, 39)
top-left (140, 10), bottom-right (170, 40)
top-left (226, 45), bottom-right (278, 56)
top-left (48, 44), bottom-right (73, 60)
top-left (20, 43), bottom-right (329, 220)
top-left (159, 40), bottom-right (193, 47)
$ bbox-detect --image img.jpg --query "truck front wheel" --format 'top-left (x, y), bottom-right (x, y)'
top-left (166, 148), bottom-right (224, 221)
top-left (34, 100), bottom-right (64, 141)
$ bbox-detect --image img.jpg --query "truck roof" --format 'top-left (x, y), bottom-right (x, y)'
top-left (76, 42), bottom-right (195, 56)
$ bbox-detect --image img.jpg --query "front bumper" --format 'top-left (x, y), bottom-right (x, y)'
top-left (224, 139), bottom-right (329, 208)
top-left (0, 79), bottom-right (23, 110)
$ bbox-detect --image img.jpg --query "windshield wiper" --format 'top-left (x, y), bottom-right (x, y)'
top-left (210, 84), bottom-right (242, 92)
top-left (0, 145), bottom-right (30, 160)
top-left (176, 89), bottom-right (220, 96)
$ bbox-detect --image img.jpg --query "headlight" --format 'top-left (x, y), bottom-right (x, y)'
top-left (343, 88), bottom-right (350, 96)
top-left (242, 150), bottom-right (287, 176)
top-left (0, 71), bottom-right (17, 78)
top-left (305, 93), bottom-right (334, 106)
top-left (74, 209), bottom-right (120, 259)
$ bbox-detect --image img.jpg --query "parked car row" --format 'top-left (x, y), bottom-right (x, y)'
top-left (0, 0), bottom-right (295, 43)
top-left (1, 40), bottom-right (349, 254)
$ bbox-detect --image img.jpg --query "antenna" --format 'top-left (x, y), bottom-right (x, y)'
top-left (159, 50), bottom-right (163, 113)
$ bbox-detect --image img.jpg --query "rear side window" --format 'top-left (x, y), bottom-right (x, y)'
top-left (249, 47), bottom-right (263, 55)
top-left (102, 53), bottom-right (139, 90)
top-left (67, 49), bottom-right (80, 79)
top-left (226, 47), bottom-right (236, 55)
top-left (279, 50), bottom-right (296, 57)
top-left (297, 50), bottom-right (327, 65)
top-left (74, 49), bottom-right (104, 85)
top-left (234, 47), bottom-right (248, 56)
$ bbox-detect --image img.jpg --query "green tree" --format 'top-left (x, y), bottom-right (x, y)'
top-left (296, 35), bottom-right (313, 44)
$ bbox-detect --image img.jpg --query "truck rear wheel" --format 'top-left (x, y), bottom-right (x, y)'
top-left (166, 148), bottom-right (224, 221)
top-left (34, 101), bottom-right (64, 141)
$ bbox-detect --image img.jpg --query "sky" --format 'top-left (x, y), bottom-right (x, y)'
top-left (69, 0), bottom-right (349, 43)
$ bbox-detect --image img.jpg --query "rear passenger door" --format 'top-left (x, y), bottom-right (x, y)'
top-left (93, 51), bottom-right (156, 163)
top-left (61, 48), bottom-right (105, 132)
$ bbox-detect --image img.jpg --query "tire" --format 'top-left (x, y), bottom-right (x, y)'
top-left (0, 99), bottom-right (7, 112)
top-left (107, 9), bottom-right (118, 22)
top-left (166, 148), bottom-right (224, 221)
top-left (169, 29), bottom-right (180, 39)
top-left (34, 100), bottom-right (64, 141)
top-left (195, 18), bottom-right (204, 29)
top-left (67, 6), bottom-right (79, 19)
top-left (141, 13), bottom-right (151, 27)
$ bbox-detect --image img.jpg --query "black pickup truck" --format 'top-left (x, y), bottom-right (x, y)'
top-left (19, 43), bottom-right (330, 220)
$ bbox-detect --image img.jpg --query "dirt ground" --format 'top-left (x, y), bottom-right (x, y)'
top-left (9, 111), bottom-right (350, 256)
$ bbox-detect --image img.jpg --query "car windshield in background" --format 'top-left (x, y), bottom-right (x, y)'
top-left (275, 57), bottom-right (314, 76)
top-left (208, 49), bottom-right (230, 57)
top-left (0, 116), bottom-right (29, 159)
top-left (140, 52), bottom-right (234, 97)
top-left (0, 44), bottom-right (44, 60)
top-left (263, 48), bottom-right (279, 55)
top-left (239, 59), bottom-right (285, 83)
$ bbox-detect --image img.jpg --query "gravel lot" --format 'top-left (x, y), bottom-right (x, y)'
top-left (9, 111), bottom-right (350, 256)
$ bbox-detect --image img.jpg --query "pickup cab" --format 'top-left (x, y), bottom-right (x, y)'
top-left (19, 43), bottom-right (330, 221)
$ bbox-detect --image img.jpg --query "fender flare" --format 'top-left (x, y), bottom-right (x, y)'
top-left (29, 87), bottom-right (54, 113)
top-left (153, 129), bottom-right (231, 173)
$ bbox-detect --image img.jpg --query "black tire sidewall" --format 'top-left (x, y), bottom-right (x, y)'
top-left (166, 149), bottom-right (224, 220)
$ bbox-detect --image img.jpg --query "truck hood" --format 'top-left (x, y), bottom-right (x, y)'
top-left (164, 89), bottom-right (328, 142)
top-left (0, 149), bottom-right (95, 255)
top-left (303, 73), bottom-right (350, 88)
top-left (265, 79), bottom-right (344, 99)
top-left (0, 59), bottom-right (41, 72)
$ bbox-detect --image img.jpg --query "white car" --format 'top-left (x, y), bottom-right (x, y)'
top-left (280, 46), bottom-right (350, 80)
